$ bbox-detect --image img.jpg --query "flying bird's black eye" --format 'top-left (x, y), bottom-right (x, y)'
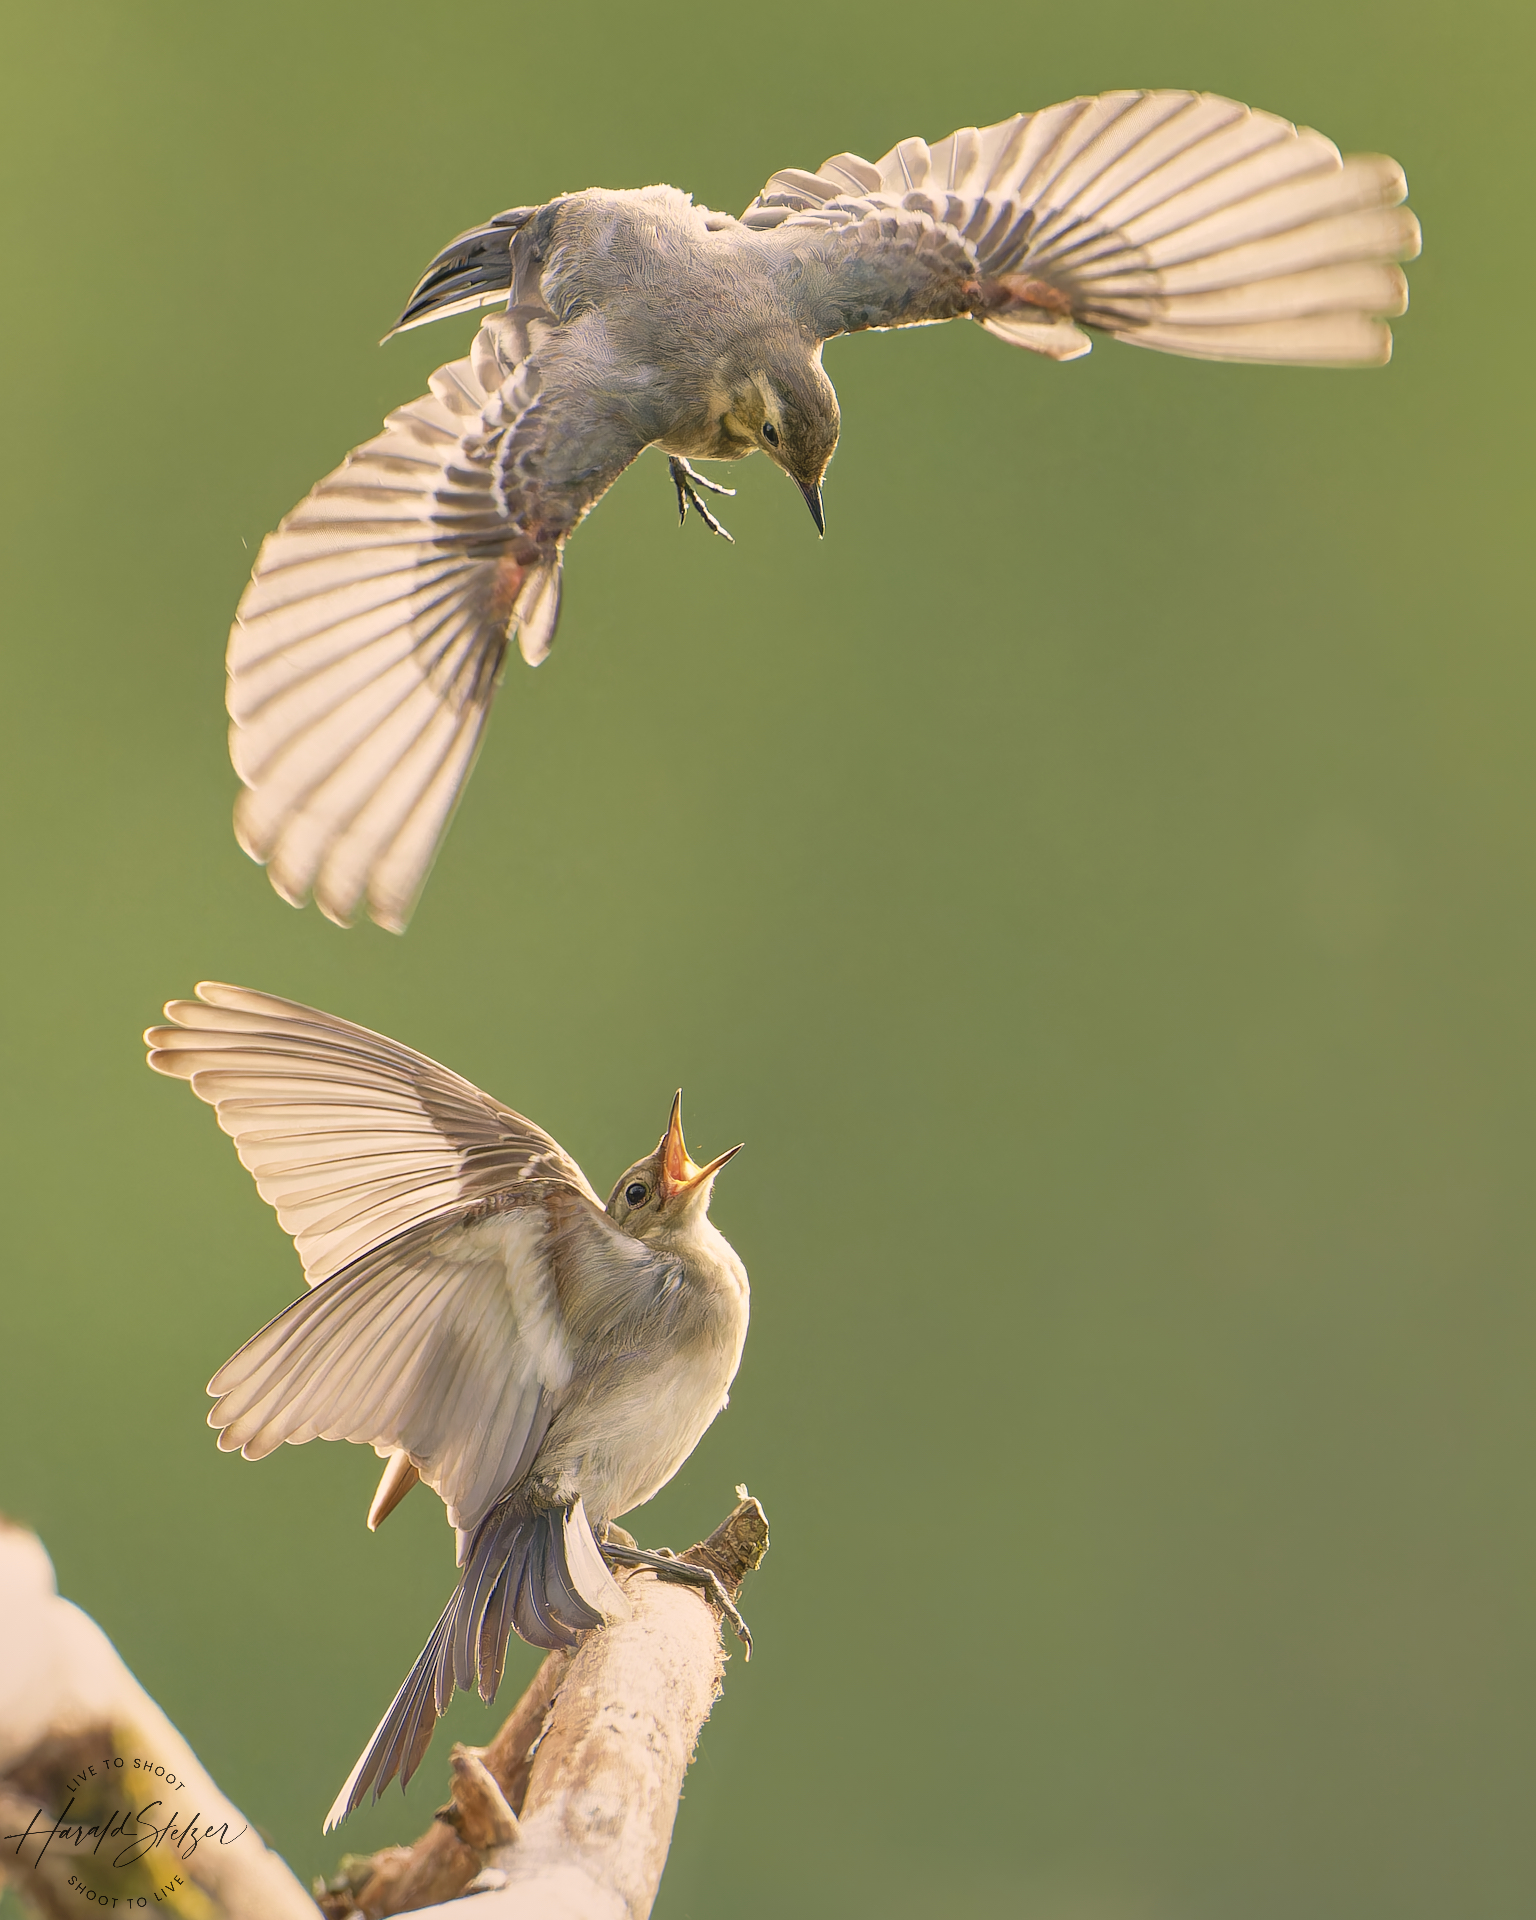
top-left (762, 422), bottom-right (779, 447)
top-left (625, 1182), bottom-right (648, 1206)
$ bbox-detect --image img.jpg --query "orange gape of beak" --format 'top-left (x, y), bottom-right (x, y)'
top-left (659, 1090), bottom-right (743, 1200)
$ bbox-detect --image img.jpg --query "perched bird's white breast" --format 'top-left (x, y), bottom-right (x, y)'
top-left (545, 1222), bottom-right (749, 1523)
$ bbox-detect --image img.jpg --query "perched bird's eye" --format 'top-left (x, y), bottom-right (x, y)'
top-left (762, 422), bottom-right (779, 447)
top-left (625, 1181), bottom-right (648, 1206)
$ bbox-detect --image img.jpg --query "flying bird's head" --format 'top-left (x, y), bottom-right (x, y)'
top-left (607, 1090), bottom-right (743, 1245)
top-left (718, 334), bottom-right (839, 534)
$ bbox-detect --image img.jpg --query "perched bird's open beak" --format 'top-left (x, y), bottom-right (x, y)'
top-left (799, 481), bottom-right (826, 537)
top-left (660, 1089), bottom-right (743, 1199)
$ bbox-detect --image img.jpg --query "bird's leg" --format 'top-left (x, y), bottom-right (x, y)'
top-left (600, 1540), bottom-right (752, 1657)
top-left (667, 456), bottom-right (735, 543)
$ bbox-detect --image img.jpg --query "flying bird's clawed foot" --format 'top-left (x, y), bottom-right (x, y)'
top-left (600, 1540), bottom-right (753, 1657)
top-left (668, 456), bottom-right (736, 542)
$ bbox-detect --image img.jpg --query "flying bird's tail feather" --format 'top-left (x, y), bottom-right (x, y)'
top-left (389, 207), bottom-right (534, 336)
top-left (324, 1497), bottom-right (626, 1830)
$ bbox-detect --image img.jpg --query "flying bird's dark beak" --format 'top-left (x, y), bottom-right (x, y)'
top-left (799, 481), bottom-right (826, 537)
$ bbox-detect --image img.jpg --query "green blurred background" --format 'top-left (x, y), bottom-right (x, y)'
top-left (2, 2), bottom-right (1531, 1914)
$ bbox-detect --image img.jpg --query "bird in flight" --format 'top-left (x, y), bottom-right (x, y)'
top-left (229, 90), bottom-right (1420, 932)
top-left (145, 982), bottom-right (749, 1823)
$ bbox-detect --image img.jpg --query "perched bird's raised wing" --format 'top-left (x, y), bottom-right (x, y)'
top-left (145, 981), bottom-right (599, 1281)
top-left (145, 982), bottom-right (669, 1543)
top-left (747, 91), bottom-right (1419, 365)
top-left (200, 1191), bottom-right (664, 1543)
top-left (228, 318), bottom-right (646, 933)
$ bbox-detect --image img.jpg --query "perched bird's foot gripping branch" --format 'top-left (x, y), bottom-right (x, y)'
top-left (668, 455), bottom-right (737, 542)
top-left (600, 1538), bottom-right (754, 1656)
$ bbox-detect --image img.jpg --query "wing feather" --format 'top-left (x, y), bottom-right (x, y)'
top-left (145, 982), bottom-right (599, 1283)
top-left (361, 711), bottom-right (496, 935)
top-left (750, 90), bottom-right (1418, 367)
top-left (206, 1215), bottom-right (574, 1538)
top-left (228, 309), bottom-right (640, 932)
top-left (312, 698), bottom-right (492, 933)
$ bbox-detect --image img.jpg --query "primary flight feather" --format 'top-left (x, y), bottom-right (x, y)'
top-left (229, 90), bottom-right (1420, 931)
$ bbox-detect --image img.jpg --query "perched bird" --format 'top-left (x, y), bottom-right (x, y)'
top-left (230, 89), bottom-right (1420, 932)
top-left (144, 982), bottom-right (749, 1825)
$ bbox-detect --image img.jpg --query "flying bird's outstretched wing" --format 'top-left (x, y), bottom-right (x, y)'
top-left (227, 318), bottom-right (646, 933)
top-left (747, 91), bottom-right (1419, 365)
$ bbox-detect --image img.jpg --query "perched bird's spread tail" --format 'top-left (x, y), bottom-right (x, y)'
top-left (325, 1495), bottom-right (627, 1829)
